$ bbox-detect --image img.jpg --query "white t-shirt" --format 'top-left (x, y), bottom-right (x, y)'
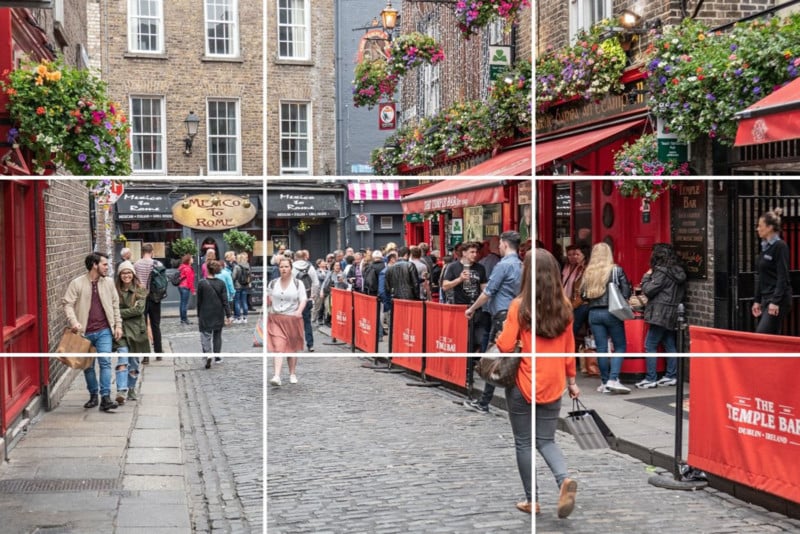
top-left (268, 277), bottom-right (307, 314)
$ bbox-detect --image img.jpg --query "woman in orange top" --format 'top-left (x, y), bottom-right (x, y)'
top-left (535, 248), bottom-right (580, 518)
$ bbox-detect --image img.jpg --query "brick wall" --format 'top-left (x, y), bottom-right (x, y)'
top-left (44, 180), bottom-right (93, 351)
top-left (95, 0), bottom-right (264, 175)
top-left (685, 189), bottom-right (716, 328)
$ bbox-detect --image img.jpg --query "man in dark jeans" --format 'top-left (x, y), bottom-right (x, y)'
top-left (134, 244), bottom-right (163, 363)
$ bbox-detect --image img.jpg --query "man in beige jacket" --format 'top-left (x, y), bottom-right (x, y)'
top-left (62, 252), bottom-right (123, 412)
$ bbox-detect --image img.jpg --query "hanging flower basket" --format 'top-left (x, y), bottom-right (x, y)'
top-left (614, 178), bottom-right (676, 202)
top-left (1, 57), bottom-right (131, 175)
top-left (455, 0), bottom-right (531, 38)
top-left (488, 60), bottom-right (532, 138)
top-left (352, 59), bottom-right (398, 109)
top-left (388, 32), bottom-right (445, 76)
top-left (612, 134), bottom-right (691, 178)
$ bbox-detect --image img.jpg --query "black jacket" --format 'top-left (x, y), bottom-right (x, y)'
top-left (585, 266), bottom-right (632, 310)
top-left (363, 260), bottom-right (386, 296)
top-left (385, 260), bottom-right (420, 301)
top-left (641, 265), bottom-right (687, 330)
top-left (197, 278), bottom-right (231, 331)
top-left (755, 238), bottom-right (793, 306)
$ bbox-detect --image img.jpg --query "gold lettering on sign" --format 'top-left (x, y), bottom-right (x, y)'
top-left (537, 82), bottom-right (647, 134)
top-left (172, 194), bottom-right (257, 230)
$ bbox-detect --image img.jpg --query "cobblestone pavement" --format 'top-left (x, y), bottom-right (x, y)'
top-left (267, 357), bottom-right (531, 533)
top-left (535, 429), bottom-right (800, 534)
top-left (161, 317), bottom-right (262, 354)
top-left (175, 357), bottom-right (264, 533)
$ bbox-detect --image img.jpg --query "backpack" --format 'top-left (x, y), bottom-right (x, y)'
top-left (170, 269), bottom-right (183, 287)
top-left (148, 261), bottom-right (169, 303)
top-left (236, 264), bottom-right (251, 286)
top-left (295, 265), bottom-right (313, 298)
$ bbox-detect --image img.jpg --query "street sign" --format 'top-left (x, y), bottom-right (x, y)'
top-left (656, 116), bottom-right (689, 163)
top-left (94, 181), bottom-right (125, 205)
top-left (489, 45), bottom-right (511, 81)
top-left (406, 213), bottom-right (423, 223)
top-left (355, 213), bottom-right (370, 232)
top-left (378, 103), bottom-right (396, 130)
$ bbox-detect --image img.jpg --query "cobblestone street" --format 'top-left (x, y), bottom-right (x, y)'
top-left (267, 357), bottom-right (531, 533)
top-left (176, 357), bottom-right (264, 533)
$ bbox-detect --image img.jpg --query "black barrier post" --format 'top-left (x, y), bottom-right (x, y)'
top-left (406, 356), bottom-right (442, 387)
top-left (673, 357), bottom-right (685, 480)
top-left (676, 303), bottom-right (688, 353)
top-left (350, 290), bottom-right (356, 353)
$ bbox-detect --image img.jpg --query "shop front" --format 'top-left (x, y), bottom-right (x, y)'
top-left (346, 182), bottom-right (404, 252)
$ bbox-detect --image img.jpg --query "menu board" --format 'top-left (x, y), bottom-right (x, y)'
top-left (670, 181), bottom-right (708, 279)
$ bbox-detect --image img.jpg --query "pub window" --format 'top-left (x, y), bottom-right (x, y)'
top-left (207, 99), bottom-right (241, 174)
top-left (280, 101), bottom-right (311, 175)
top-left (130, 96), bottom-right (166, 174)
top-left (420, 24), bottom-right (441, 117)
top-left (205, 0), bottom-right (239, 57)
top-left (128, 0), bottom-right (164, 54)
top-left (277, 0), bottom-right (310, 61)
top-left (569, 0), bottom-right (611, 41)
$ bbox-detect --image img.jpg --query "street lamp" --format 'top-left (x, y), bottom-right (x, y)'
top-left (380, 0), bottom-right (399, 37)
top-left (183, 111), bottom-right (200, 156)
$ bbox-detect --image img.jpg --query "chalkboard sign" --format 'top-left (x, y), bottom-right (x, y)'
top-left (671, 181), bottom-right (708, 279)
top-left (555, 184), bottom-right (571, 217)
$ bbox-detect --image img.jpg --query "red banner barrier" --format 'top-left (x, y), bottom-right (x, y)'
top-left (688, 358), bottom-right (800, 504)
top-left (425, 357), bottom-right (468, 388)
top-left (330, 288), bottom-right (352, 345)
top-left (690, 325), bottom-right (798, 353)
top-left (425, 302), bottom-right (469, 353)
top-left (390, 299), bottom-right (424, 353)
top-left (353, 291), bottom-right (379, 353)
top-left (391, 357), bottom-right (423, 373)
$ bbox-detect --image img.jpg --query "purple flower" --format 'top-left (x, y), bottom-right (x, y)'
top-left (753, 86), bottom-right (761, 94)
top-left (6, 127), bottom-right (18, 144)
top-left (706, 93), bottom-right (716, 101)
top-left (78, 153), bottom-right (87, 162)
top-left (734, 68), bottom-right (743, 77)
top-left (730, 44), bottom-right (738, 51)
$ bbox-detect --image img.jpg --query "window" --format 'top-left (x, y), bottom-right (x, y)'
top-left (207, 99), bottom-right (241, 174)
top-left (205, 0), bottom-right (239, 57)
top-left (569, 0), bottom-right (611, 40)
top-left (420, 27), bottom-right (441, 117)
top-left (280, 102), bottom-right (311, 175)
top-left (130, 96), bottom-right (166, 173)
top-left (128, 0), bottom-right (164, 53)
top-left (277, 0), bottom-right (310, 60)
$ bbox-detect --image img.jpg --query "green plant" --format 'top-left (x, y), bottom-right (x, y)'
top-left (614, 178), bottom-right (676, 201)
top-left (171, 237), bottom-right (198, 258)
top-left (488, 59), bottom-right (532, 137)
top-left (223, 228), bottom-right (256, 252)
top-left (612, 134), bottom-right (691, 177)
top-left (1, 57), bottom-right (131, 175)
top-left (352, 59), bottom-right (398, 109)
top-left (454, 0), bottom-right (531, 38)
top-left (389, 32), bottom-right (445, 76)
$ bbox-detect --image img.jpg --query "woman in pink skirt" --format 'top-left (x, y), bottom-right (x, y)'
top-left (267, 257), bottom-right (306, 385)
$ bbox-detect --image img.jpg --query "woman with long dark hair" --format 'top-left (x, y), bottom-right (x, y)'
top-left (752, 208), bottom-right (793, 335)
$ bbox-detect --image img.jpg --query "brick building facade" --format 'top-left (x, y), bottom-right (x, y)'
top-left (265, 0), bottom-right (336, 175)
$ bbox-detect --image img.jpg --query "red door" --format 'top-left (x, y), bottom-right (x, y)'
top-left (0, 357), bottom-right (42, 435)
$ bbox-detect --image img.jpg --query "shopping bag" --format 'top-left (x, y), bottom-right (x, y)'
top-left (608, 268), bottom-right (634, 321)
top-left (55, 328), bottom-right (96, 355)
top-left (564, 398), bottom-right (613, 450)
top-left (253, 312), bottom-right (265, 347)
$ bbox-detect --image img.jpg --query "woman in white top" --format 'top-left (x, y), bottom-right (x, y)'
top-left (268, 257), bottom-right (306, 385)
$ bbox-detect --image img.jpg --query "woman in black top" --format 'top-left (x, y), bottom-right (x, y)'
top-left (197, 260), bottom-right (232, 363)
top-left (752, 208), bottom-right (793, 335)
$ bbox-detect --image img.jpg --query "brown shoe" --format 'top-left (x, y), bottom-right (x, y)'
top-left (515, 501), bottom-right (532, 514)
top-left (557, 478), bottom-right (578, 518)
top-left (115, 393), bottom-right (126, 405)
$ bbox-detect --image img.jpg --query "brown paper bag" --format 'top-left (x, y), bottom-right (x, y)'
top-left (55, 328), bottom-right (96, 358)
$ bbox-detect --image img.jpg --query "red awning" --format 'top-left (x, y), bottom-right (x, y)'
top-left (458, 146), bottom-right (531, 176)
top-left (401, 179), bottom-right (507, 214)
top-left (536, 119), bottom-right (647, 170)
top-left (734, 77), bottom-right (800, 146)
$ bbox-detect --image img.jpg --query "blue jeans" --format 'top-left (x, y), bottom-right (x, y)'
top-left (645, 357), bottom-right (678, 383)
top-left (644, 324), bottom-right (678, 354)
top-left (179, 287), bottom-right (191, 322)
top-left (302, 300), bottom-right (314, 349)
top-left (84, 356), bottom-right (113, 396)
top-left (116, 352), bottom-right (129, 391)
top-left (588, 308), bottom-right (627, 353)
top-left (234, 288), bottom-right (249, 319)
top-left (507, 385), bottom-right (532, 502)
top-left (573, 304), bottom-right (590, 342)
top-left (597, 356), bottom-right (625, 384)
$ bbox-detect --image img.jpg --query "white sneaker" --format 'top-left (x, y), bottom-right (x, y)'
top-left (606, 379), bottom-right (631, 394)
top-left (635, 379), bottom-right (658, 389)
top-left (270, 375), bottom-right (282, 386)
top-left (243, 316), bottom-right (248, 323)
top-left (596, 383), bottom-right (610, 393)
top-left (289, 374), bottom-right (298, 384)
top-left (656, 376), bottom-right (677, 386)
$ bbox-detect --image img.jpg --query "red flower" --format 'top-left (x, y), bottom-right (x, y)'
top-left (36, 106), bottom-right (46, 115)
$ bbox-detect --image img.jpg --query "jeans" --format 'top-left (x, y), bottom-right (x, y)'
top-left (588, 307), bottom-right (627, 353)
top-left (84, 328), bottom-right (113, 353)
top-left (302, 300), bottom-right (314, 349)
top-left (116, 352), bottom-right (129, 391)
top-left (179, 287), bottom-right (191, 323)
top-left (598, 356), bottom-right (624, 384)
top-left (234, 288), bottom-right (249, 319)
top-left (645, 356), bottom-right (678, 383)
top-left (145, 298), bottom-right (163, 353)
top-left (536, 397), bottom-right (568, 500)
top-left (573, 304), bottom-right (590, 345)
top-left (644, 324), bottom-right (677, 354)
top-left (84, 356), bottom-right (113, 396)
top-left (478, 382), bottom-right (496, 408)
top-left (506, 385), bottom-right (532, 502)
top-left (200, 330), bottom-right (223, 353)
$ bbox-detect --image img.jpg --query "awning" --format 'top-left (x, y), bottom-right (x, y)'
top-left (535, 119), bottom-right (647, 170)
top-left (458, 146), bottom-right (531, 176)
top-left (734, 77), bottom-right (800, 146)
top-left (401, 179), bottom-right (506, 214)
top-left (347, 181), bottom-right (400, 201)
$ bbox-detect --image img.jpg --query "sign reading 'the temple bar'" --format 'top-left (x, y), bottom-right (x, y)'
top-left (171, 194), bottom-right (257, 230)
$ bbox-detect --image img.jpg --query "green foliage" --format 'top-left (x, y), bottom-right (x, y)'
top-left (171, 237), bottom-right (198, 258)
top-left (614, 177), bottom-right (675, 201)
top-left (612, 134), bottom-right (691, 177)
top-left (223, 228), bottom-right (256, 252)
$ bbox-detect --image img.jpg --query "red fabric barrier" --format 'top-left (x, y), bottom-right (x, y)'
top-left (391, 357), bottom-right (423, 373)
top-left (623, 318), bottom-right (647, 353)
top-left (330, 288), bottom-right (352, 345)
top-left (424, 357), bottom-right (468, 388)
top-left (425, 302), bottom-right (469, 353)
top-left (688, 358), bottom-right (800, 504)
top-left (621, 357), bottom-right (664, 374)
top-left (390, 299), bottom-right (424, 353)
top-left (353, 292), bottom-right (379, 353)
top-left (690, 325), bottom-right (797, 353)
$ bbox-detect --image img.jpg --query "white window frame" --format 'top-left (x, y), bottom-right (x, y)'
top-left (421, 26), bottom-right (441, 118)
top-left (569, 0), bottom-right (612, 41)
top-left (279, 101), bottom-right (312, 175)
top-left (128, 0), bottom-right (164, 54)
top-left (277, 0), bottom-right (311, 61)
top-left (204, 0), bottom-right (240, 57)
top-left (129, 95), bottom-right (167, 175)
top-left (206, 99), bottom-right (242, 175)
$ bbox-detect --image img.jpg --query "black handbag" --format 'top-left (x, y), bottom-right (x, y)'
top-left (564, 398), bottom-right (614, 450)
top-left (476, 356), bottom-right (521, 388)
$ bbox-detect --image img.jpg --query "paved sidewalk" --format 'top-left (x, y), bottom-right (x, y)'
top-left (0, 359), bottom-right (190, 534)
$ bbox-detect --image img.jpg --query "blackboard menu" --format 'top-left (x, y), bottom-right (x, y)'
top-left (555, 183), bottom-right (571, 217)
top-left (671, 180), bottom-right (707, 279)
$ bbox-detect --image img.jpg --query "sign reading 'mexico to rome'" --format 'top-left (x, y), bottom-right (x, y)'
top-left (171, 194), bottom-right (257, 230)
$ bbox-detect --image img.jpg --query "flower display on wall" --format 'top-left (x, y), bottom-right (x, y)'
top-left (612, 134), bottom-right (691, 177)
top-left (614, 178), bottom-right (676, 202)
top-left (1, 57), bottom-right (131, 175)
top-left (353, 59), bottom-right (398, 109)
top-left (455, 0), bottom-right (531, 38)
